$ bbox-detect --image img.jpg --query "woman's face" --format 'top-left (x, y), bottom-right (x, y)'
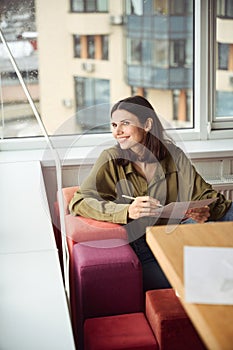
top-left (111, 109), bottom-right (147, 154)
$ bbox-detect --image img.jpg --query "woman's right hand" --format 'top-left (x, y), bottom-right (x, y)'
top-left (128, 196), bottom-right (162, 220)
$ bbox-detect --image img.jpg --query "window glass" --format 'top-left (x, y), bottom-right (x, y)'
top-left (126, 0), bottom-right (144, 15)
top-left (154, 0), bottom-right (168, 15)
top-left (126, 1), bottom-right (193, 128)
top-left (0, 0), bottom-right (41, 138)
top-left (87, 36), bottom-right (95, 59)
top-left (128, 39), bottom-right (142, 64)
top-left (0, 0), bottom-right (197, 138)
top-left (74, 35), bottom-right (81, 58)
top-left (216, 91), bottom-right (233, 116)
top-left (170, 40), bottom-right (186, 67)
top-left (71, 0), bottom-right (84, 12)
top-left (153, 40), bottom-right (169, 68)
top-left (170, 0), bottom-right (185, 15)
top-left (97, 0), bottom-right (108, 12)
top-left (102, 35), bottom-right (109, 60)
top-left (86, 0), bottom-right (96, 12)
top-left (217, 0), bottom-right (233, 18)
top-left (75, 77), bottom-right (110, 132)
top-left (214, 0), bottom-right (233, 122)
top-left (218, 43), bottom-right (229, 70)
top-left (71, 0), bottom-right (108, 13)
top-left (74, 34), bottom-right (108, 60)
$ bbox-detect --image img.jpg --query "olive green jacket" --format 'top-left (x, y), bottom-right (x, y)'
top-left (69, 144), bottom-right (231, 238)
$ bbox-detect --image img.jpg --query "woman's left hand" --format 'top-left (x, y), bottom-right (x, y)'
top-left (185, 206), bottom-right (210, 223)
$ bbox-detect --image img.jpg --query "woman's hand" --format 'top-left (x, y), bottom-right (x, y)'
top-left (185, 206), bottom-right (210, 223)
top-left (128, 196), bottom-right (161, 220)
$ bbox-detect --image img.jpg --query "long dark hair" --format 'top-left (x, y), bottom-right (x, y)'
top-left (111, 95), bottom-right (172, 164)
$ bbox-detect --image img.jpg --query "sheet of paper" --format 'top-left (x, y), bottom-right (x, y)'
top-left (155, 198), bottom-right (217, 219)
top-left (184, 246), bottom-right (233, 305)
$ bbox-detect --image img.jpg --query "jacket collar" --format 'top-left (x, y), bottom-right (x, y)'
top-left (124, 152), bottom-right (177, 179)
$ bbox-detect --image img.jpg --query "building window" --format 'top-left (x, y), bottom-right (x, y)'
top-left (0, 70), bottom-right (38, 85)
top-left (128, 38), bottom-right (191, 68)
top-left (154, 0), bottom-right (168, 15)
top-left (125, 0), bottom-right (144, 15)
top-left (102, 35), bottom-right (109, 60)
top-left (74, 35), bottom-right (81, 57)
top-left (75, 77), bottom-right (110, 132)
top-left (217, 0), bottom-right (233, 18)
top-left (218, 43), bottom-right (229, 70)
top-left (127, 39), bottom-right (142, 64)
top-left (87, 35), bottom-right (95, 59)
top-left (216, 91), bottom-right (233, 116)
top-left (170, 40), bottom-right (186, 67)
top-left (126, 0), bottom-right (192, 16)
top-left (71, 0), bottom-right (108, 13)
top-left (173, 89), bottom-right (192, 123)
top-left (74, 35), bottom-right (109, 60)
top-left (153, 40), bottom-right (169, 68)
top-left (169, 0), bottom-right (186, 15)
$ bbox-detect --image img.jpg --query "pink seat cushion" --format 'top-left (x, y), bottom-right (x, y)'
top-left (65, 214), bottom-right (127, 243)
top-left (84, 313), bottom-right (159, 350)
top-left (56, 186), bottom-right (127, 243)
top-left (146, 289), bottom-right (206, 350)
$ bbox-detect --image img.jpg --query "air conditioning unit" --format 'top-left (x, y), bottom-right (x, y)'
top-left (82, 62), bottom-right (95, 73)
top-left (110, 15), bottom-right (123, 25)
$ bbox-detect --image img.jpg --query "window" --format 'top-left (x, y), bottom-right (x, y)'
top-left (212, 0), bottom-right (233, 127)
top-left (71, 0), bottom-right (108, 13)
top-left (154, 0), bottom-right (168, 15)
top-left (216, 91), bottom-right (233, 116)
top-left (0, 0), bottom-right (40, 138)
top-left (128, 39), bottom-right (142, 64)
top-left (126, 0), bottom-right (192, 16)
top-left (153, 40), bottom-right (169, 68)
top-left (173, 89), bottom-right (192, 124)
top-left (126, 0), bottom-right (144, 15)
top-left (74, 35), bottom-right (109, 60)
top-left (218, 43), bottom-right (229, 70)
top-left (0, 0), bottom-right (232, 143)
top-left (75, 77), bottom-right (110, 132)
top-left (170, 40), bottom-right (186, 67)
top-left (169, 39), bottom-right (192, 67)
top-left (170, 0), bottom-right (186, 15)
top-left (217, 0), bottom-right (233, 18)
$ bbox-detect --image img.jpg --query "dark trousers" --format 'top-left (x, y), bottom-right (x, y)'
top-left (130, 236), bottom-right (171, 292)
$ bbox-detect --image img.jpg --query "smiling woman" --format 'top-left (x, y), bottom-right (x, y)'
top-left (69, 95), bottom-right (232, 292)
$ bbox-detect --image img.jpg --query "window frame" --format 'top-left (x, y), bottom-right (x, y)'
top-left (209, 0), bottom-right (233, 131)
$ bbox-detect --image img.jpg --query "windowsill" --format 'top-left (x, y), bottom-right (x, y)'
top-left (0, 137), bottom-right (232, 166)
top-left (176, 139), bottom-right (233, 159)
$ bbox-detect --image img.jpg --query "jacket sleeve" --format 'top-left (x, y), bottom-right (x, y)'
top-left (175, 147), bottom-right (231, 220)
top-left (69, 150), bottom-right (129, 224)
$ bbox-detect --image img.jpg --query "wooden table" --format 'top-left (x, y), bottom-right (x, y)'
top-left (146, 221), bottom-right (233, 350)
